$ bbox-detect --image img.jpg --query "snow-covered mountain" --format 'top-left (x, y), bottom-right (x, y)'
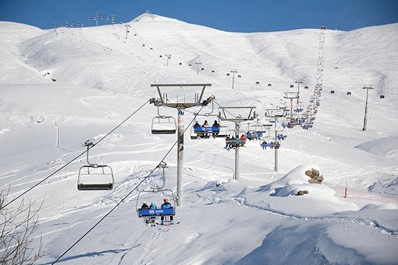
top-left (0, 13), bottom-right (397, 264)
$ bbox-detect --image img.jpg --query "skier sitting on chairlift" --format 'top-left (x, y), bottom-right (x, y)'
top-left (148, 202), bottom-right (157, 226)
top-left (246, 131), bottom-right (252, 140)
top-left (141, 202), bottom-right (149, 209)
top-left (160, 198), bottom-right (174, 225)
top-left (240, 134), bottom-right (247, 146)
top-left (202, 120), bottom-right (209, 136)
top-left (212, 120), bottom-right (220, 137)
top-left (193, 122), bottom-right (203, 137)
top-left (225, 135), bottom-right (233, 150)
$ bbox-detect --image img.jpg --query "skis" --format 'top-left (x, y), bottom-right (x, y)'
top-left (156, 221), bottom-right (180, 226)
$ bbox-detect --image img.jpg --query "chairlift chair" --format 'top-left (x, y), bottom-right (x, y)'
top-left (77, 141), bottom-right (115, 191)
top-left (151, 115), bottom-right (177, 134)
top-left (136, 188), bottom-right (176, 225)
top-left (190, 106), bottom-right (229, 139)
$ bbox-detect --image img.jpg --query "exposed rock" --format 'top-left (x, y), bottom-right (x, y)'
top-left (297, 190), bottom-right (309, 195)
top-left (305, 168), bottom-right (324, 184)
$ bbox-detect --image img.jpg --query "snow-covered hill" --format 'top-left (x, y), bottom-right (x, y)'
top-left (0, 13), bottom-right (397, 265)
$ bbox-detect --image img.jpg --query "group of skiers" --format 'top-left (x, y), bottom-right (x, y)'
top-left (140, 198), bottom-right (174, 225)
top-left (225, 134), bottom-right (247, 150)
top-left (193, 120), bottom-right (221, 137)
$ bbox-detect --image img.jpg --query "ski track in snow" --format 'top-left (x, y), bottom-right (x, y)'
top-left (232, 196), bottom-right (398, 238)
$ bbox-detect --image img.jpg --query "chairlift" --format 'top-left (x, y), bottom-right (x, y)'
top-left (224, 133), bottom-right (247, 150)
top-left (151, 107), bottom-right (177, 134)
top-left (136, 188), bottom-right (176, 226)
top-left (260, 141), bottom-right (281, 150)
top-left (77, 140), bottom-right (115, 191)
top-left (146, 161), bottom-right (168, 190)
top-left (190, 104), bottom-right (229, 139)
top-left (277, 134), bottom-right (287, 140)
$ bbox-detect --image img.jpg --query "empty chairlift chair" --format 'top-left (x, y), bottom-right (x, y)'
top-left (77, 140), bottom-right (115, 191)
top-left (151, 107), bottom-right (177, 134)
top-left (151, 116), bottom-right (177, 134)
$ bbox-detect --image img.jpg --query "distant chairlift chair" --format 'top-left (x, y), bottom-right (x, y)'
top-left (77, 140), bottom-right (115, 191)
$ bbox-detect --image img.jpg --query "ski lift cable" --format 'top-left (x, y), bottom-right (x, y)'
top-left (52, 104), bottom-right (207, 264)
top-left (4, 99), bottom-right (150, 209)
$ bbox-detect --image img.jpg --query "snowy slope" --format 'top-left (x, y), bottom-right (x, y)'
top-left (0, 13), bottom-right (397, 265)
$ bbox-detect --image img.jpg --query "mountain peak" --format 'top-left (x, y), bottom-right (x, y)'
top-left (132, 12), bottom-right (178, 23)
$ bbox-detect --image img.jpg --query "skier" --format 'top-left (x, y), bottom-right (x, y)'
top-left (149, 202), bottom-right (157, 226)
top-left (160, 198), bottom-right (174, 225)
top-left (202, 120), bottom-right (209, 137)
top-left (193, 122), bottom-right (203, 137)
top-left (140, 202), bottom-right (149, 209)
top-left (212, 120), bottom-right (220, 137)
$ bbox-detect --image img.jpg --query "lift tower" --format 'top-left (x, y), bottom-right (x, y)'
top-left (150, 84), bottom-right (213, 206)
top-left (284, 92), bottom-right (299, 119)
top-left (218, 106), bottom-right (256, 180)
top-left (265, 108), bottom-right (287, 171)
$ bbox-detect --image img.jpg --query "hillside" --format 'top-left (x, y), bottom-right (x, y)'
top-left (0, 13), bottom-right (397, 265)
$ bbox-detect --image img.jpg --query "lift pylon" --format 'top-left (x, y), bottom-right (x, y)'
top-left (265, 108), bottom-right (288, 172)
top-left (149, 84), bottom-right (214, 206)
top-left (218, 106), bottom-right (256, 180)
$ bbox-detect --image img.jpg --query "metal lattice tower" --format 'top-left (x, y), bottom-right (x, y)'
top-left (316, 25), bottom-right (326, 91)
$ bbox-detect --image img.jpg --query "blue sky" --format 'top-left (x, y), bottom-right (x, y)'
top-left (0, 0), bottom-right (397, 32)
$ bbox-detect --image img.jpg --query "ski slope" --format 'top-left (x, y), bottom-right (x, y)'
top-left (0, 13), bottom-right (397, 265)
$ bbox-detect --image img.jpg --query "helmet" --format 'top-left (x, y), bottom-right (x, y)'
top-left (163, 198), bottom-right (169, 203)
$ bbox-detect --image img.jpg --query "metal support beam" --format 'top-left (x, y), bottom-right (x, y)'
top-left (177, 109), bottom-right (184, 206)
top-left (362, 85), bottom-right (374, 131)
top-left (149, 83), bottom-right (213, 206)
top-left (265, 109), bottom-right (287, 172)
top-left (234, 122), bottom-right (240, 180)
top-left (218, 106), bottom-right (256, 180)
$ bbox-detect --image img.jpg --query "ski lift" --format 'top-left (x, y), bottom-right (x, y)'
top-left (225, 135), bottom-right (246, 149)
top-left (190, 103), bottom-right (229, 139)
top-left (77, 140), bottom-right (114, 191)
top-left (136, 187), bottom-right (176, 226)
top-left (151, 107), bottom-right (177, 134)
top-left (151, 116), bottom-right (176, 134)
top-left (277, 134), bottom-right (287, 140)
top-left (147, 161), bottom-right (168, 190)
top-left (260, 141), bottom-right (274, 149)
top-left (260, 141), bottom-right (280, 150)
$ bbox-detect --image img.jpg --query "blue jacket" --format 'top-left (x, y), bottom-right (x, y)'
top-left (161, 202), bottom-right (172, 209)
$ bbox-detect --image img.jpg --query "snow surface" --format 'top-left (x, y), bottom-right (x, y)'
top-left (0, 13), bottom-right (397, 265)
